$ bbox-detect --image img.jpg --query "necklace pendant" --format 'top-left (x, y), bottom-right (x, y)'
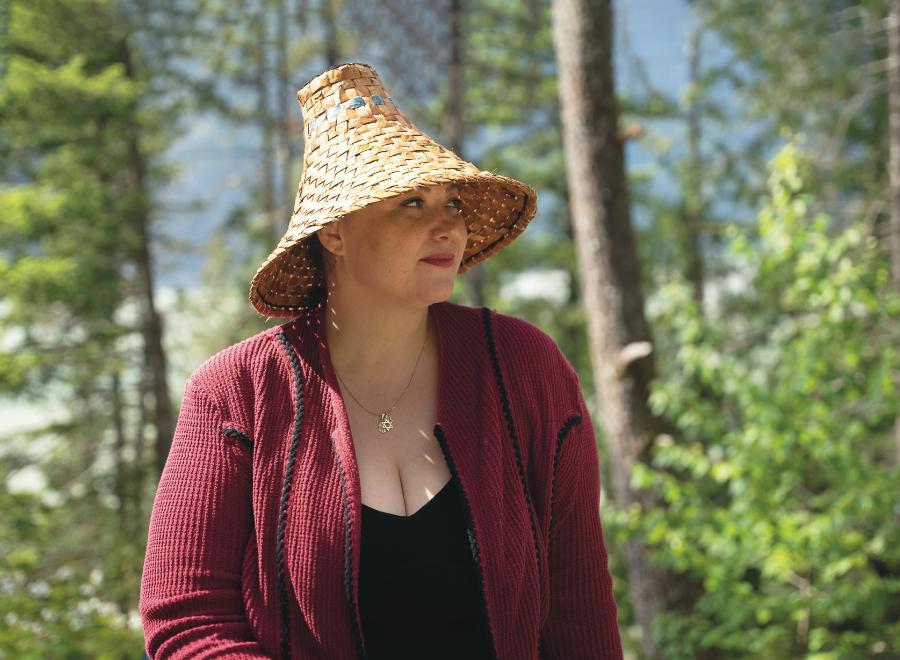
top-left (377, 412), bottom-right (394, 434)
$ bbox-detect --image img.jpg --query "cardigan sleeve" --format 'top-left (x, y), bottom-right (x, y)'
top-left (139, 377), bottom-right (270, 659)
top-left (541, 386), bottom-right (624, 659)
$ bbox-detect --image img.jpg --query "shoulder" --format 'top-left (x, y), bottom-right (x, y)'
top-left (189, 325), bottom-right (282, 385)
top-left (435, 300), bottom-right (565, 356)
top-left (435, 301), bottom-right (582, 411)
top-left (485, 307), bottom-right (579, 387)
top-left (484, 310), bottom-right (590, 446)
top-left (182, 322), bottom-right (294, 417)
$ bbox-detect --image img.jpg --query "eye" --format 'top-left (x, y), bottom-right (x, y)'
top-left (402, 196), bottom-right (464, 211)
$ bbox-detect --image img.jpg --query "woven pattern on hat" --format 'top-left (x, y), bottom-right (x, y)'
top-left (249, 62), bottom-right (537, 317)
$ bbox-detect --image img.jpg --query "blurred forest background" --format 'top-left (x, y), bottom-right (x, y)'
top-left (2, 0), bottom-right (899, 658)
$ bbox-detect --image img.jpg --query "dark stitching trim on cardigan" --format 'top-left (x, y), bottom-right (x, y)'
top-left (330, 441), bottom-right (366, 660)
top-left (480, 306), bottom-right (545, 658)
top-left (221, 426), bottom-right (253, 452)
top-left (549, 415), bottom-right (582, 542)
top-left (275, 331), bottom-right (305, 660)
top-left (434, 423), bottom-right (499, 660)
top-left (538, 414), bottom-right (582, 658)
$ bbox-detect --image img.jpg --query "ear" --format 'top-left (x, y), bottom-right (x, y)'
top-left (316, 220), bottom-right (344, 257)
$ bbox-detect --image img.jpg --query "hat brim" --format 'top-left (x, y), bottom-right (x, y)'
top-left (249, 167), bottom-right (535, 318)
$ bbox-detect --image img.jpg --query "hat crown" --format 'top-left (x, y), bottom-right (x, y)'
top-left (296, 62), bottom-right (409, 140)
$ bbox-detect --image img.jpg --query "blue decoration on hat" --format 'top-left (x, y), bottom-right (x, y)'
top-left (310, 95), bottom-right (400, 134)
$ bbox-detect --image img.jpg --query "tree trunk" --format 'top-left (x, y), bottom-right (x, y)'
top-left (550, 1), bottom-right (682, 657)
top-left (888, 0), bottom-right (900, 465)
top-left (136, 363), bottom-right (151, 519)
top-left (441, 0), bottom-right (464, 157)
top-left (255, 4), bottom-right (279, 243)
top-left (111, 370), bottom-right (128, 526)
top-left (296, 0), bottom-right (309, 31)
top-left (320, 0), bottom-right (341, 66)
top-left (110, 368), bottom-right (132, 613)
top-left (440, 0), bottom-right (485, 306)
top-left (276, 0), bottom-right (297, 224)
top-left (685, 25), bottom-right (705, 312)
top-left (120, 37), bottom-right (174, 477)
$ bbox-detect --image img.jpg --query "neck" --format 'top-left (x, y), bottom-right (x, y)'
top-left (322, 290), bottom-right (432, 380)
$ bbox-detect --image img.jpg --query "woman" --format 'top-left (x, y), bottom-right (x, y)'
top-left (139, 62), bottom-right (623, 660)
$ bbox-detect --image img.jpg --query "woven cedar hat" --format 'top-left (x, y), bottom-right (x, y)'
top-left (249, 62), bottom-right (538, 318)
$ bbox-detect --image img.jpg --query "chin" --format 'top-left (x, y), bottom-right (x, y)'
top-left (416, 283), bottom-right (455, 306)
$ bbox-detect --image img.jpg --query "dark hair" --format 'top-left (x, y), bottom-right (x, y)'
top-left (305, 233), bottom-right (325, 273)
top-left (307, 233), bottom-right (336, 302)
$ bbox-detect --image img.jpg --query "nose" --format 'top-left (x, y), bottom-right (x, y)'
top-left (434, 212), bottom-right (468, 245)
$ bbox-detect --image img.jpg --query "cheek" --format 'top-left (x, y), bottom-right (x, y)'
top-left (380, 223), bottom-right (428, 267)
top-left (457, 218), bottom-right (470, 244)
top-left (350, 216), bottom-right (447, 278)
top-left (352, 231), bottom-right (412, 278)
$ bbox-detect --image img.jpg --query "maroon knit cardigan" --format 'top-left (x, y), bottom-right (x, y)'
top-left (139, 301), bottom-right (623, 659)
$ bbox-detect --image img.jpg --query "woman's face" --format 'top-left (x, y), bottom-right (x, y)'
top-left (318, 182), bottom-right (469, 307)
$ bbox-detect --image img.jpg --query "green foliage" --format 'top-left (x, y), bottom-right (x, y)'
top-left (4, 0), bottom-right (899, 658)
top-left (1, 0), bottom-right (179, 655)
top-left (0, 456), bottom-right (145, 659)
top-left (689, 0), bottom-right (890, 216)
top-left (611, 137), bottom-right (900, 658)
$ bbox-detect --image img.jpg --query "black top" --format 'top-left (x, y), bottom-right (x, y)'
top-left (358, 476), bottom-right (495, 659)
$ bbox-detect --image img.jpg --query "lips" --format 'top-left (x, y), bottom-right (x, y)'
top-left (421, 252), bottom-right (455, 268)
top-left (422, 252), bottom-right (454, 261)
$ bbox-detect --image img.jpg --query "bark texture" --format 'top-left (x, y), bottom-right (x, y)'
top-left (551, 1), bottom-right (698, 657)
top-left (887, 0), bottom-right (900, 464)
top-left (120, 37), bottom-right (174, 478)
